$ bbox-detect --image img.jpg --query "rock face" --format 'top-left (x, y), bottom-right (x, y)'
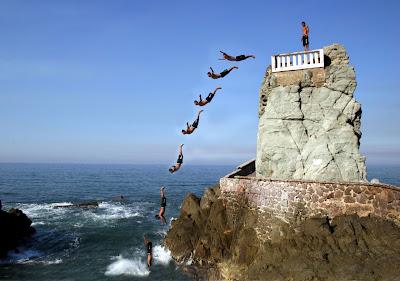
top-left (0, 208), bottom-right (36, 258)
top-left (256, 44), bottom-right (367, 182)
top-left (165, 185), bottom-right (400, 281)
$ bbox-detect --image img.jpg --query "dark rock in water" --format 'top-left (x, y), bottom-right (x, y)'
top-left (54, 201), bottom-right (99, 209)
top-left (76, 201), bottom-right (99, 208)
top-left (165, 184), bottom-right (400, 281)
top-left (0, 208), bottom-right (36, 259)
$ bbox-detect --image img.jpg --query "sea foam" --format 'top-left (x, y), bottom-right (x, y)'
top-left (153, 245), bottom-right (172, 265)
top-left (105, 256), bottom-right (150, 277)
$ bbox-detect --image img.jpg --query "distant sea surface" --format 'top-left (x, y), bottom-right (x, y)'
top-left (0, 163), bottom-right (399, 281)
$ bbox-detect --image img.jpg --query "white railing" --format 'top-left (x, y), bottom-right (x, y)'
top-left (271, 49), bottom-right (324, 72)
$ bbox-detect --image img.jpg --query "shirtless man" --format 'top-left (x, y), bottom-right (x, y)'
top-left (301, 21), bottom-right (310, 51)
top-left (169, 144), bottom-right (184, 173)
top-left (182, 110), bottom-right (203, 135)
top-left (194, 87), bottom-right (221, 106)
top-left (219, 51), bottom-right (255, 61)
top-left (144, 235), bottom-right (152, 268)
top-left (207, 66), bottom-right (238, 79)
top-left (155, 186), bottom-right (167, 224)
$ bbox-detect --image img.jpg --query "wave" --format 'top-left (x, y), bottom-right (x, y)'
top-left (15, 202), bottom-right (73, 219)
top-left (0, 249), bottom-right (42, 264)
top-left (105, 255), bottom-right (150, 277)
top-left (83, 202), bottom-right (143, 222)
top-left (15, 201), bottom-right (145, 227)
top-left (31, 221), bottom-right (46, 226)
top-left (39, 258), bottom-right (63, 265)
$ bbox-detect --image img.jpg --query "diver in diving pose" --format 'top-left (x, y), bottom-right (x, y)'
top-left (219, 51), bottom-right (255, 61)
top-left (144, 235), bottom-right (152, 268)
top-left (169, 144), bottom-right (184, 173)
top-left (155, 186), bottom-right (167, 224)
top-left (182, 110), bottom-right (203, 135)
top-left (194, 87), bottom-right (222, 106)
top-left (207, 66), bottom-right (238, 79)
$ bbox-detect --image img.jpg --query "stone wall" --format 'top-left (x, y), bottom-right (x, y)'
top-left (220, 176), bottom-right (400, 225)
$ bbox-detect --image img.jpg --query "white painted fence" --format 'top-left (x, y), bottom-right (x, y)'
top-left (271, 49), bottom-right (324, 73)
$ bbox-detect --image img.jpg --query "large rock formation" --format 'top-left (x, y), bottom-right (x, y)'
top-left (0, 208), bottom-right (36, 258)
top-left (256, 44), bottom-right (367, 182)
top-left (166, 185), bottom-right (400, 281)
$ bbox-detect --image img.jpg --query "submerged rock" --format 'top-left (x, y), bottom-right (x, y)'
top-left (53, 200), bottom-right (99, 209)
top-left (165, 184), bottom-right (400, 281)
top-left (0, 208), bottom-right (36, 259)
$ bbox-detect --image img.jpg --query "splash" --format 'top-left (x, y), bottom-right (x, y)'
top-left (105, 255), bottom-right (150, 277)
top-left (153, 245), bottom-right (172, 266)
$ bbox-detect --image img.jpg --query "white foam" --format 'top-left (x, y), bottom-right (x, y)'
top-left (105, 255), bottom-right (150, 277)
top-left (84, 202), bottom-right (142, 222)
top-left (31, 221), bottom-right (46, 226)
top-left (42, 258), bottom-right (63, 265)
top-left (153, 245), bottom-right (171, 266)
top-left (15, 202), bottom-right (73, 219)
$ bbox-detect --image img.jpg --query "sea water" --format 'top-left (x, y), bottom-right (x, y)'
top-left (0, 163), bottom-right (399, 281)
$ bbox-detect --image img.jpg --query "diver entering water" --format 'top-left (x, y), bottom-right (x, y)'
top-left (219, 51), bottom-right (255, 61)
top-left (207, 66), bottom-right (238, 79)
top-left (155, 186), bottom-right (167, 224)
top-left (169, 144), bottom-right (184, 173)
top-left (182, 110), bottom-right (203, 135)
top-left (194, 87), bottom-right (222, 106)
top-left (144, 235), bottom-right (152, 268)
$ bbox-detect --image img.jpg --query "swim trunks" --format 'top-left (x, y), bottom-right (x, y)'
top-left (146, 241), bottom-right (152, 254)
top-left (177, 155), bottom-right (183, 164)
top-left (205, 93), bottom-right (214, 103)
top-left (220, 69), bottom-right (229, 77)
top-left (161, 196), bottom-right (166, 207)
top-left (302, 35), bottom-right (309, 46)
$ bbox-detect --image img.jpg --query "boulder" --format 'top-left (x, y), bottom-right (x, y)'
top-left (0, 208), bottom-right (36, 258)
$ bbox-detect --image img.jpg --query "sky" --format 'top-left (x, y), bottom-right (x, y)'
top-left (0, 0), bottom-right (399, 166)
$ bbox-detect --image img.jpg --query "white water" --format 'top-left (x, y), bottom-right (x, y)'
top-left (16, 201), bottom-right (145, 227)
top-left (105, 255), bottom-right (150, 277)
top-left (153, 245), bottom-right (172, 266)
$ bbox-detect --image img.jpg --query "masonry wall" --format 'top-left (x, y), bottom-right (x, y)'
top-left (220, 176), bottom-right (400, 225)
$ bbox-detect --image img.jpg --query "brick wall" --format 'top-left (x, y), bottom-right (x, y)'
top-left (220, 176), bottom-right (400, 225)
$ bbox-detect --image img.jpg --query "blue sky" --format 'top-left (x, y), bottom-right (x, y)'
top-left (0, 0), bottom-right (399, 165)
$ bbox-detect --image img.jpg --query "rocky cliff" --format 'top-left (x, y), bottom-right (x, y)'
top-left (257, 44), bottom-right (366, 182)
top-left (165, 185), bottom-right (400, 281)
top-left (165, 44), bottom-right (400, 281)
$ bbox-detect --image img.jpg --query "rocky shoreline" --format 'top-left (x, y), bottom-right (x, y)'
top-left (0, 208), bottom-right (36, 259)
top-left (165, 184), bottom-right (400, 281)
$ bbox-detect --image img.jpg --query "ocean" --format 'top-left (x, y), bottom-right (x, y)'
top-left (0, 163), bottom-right (399, 281)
